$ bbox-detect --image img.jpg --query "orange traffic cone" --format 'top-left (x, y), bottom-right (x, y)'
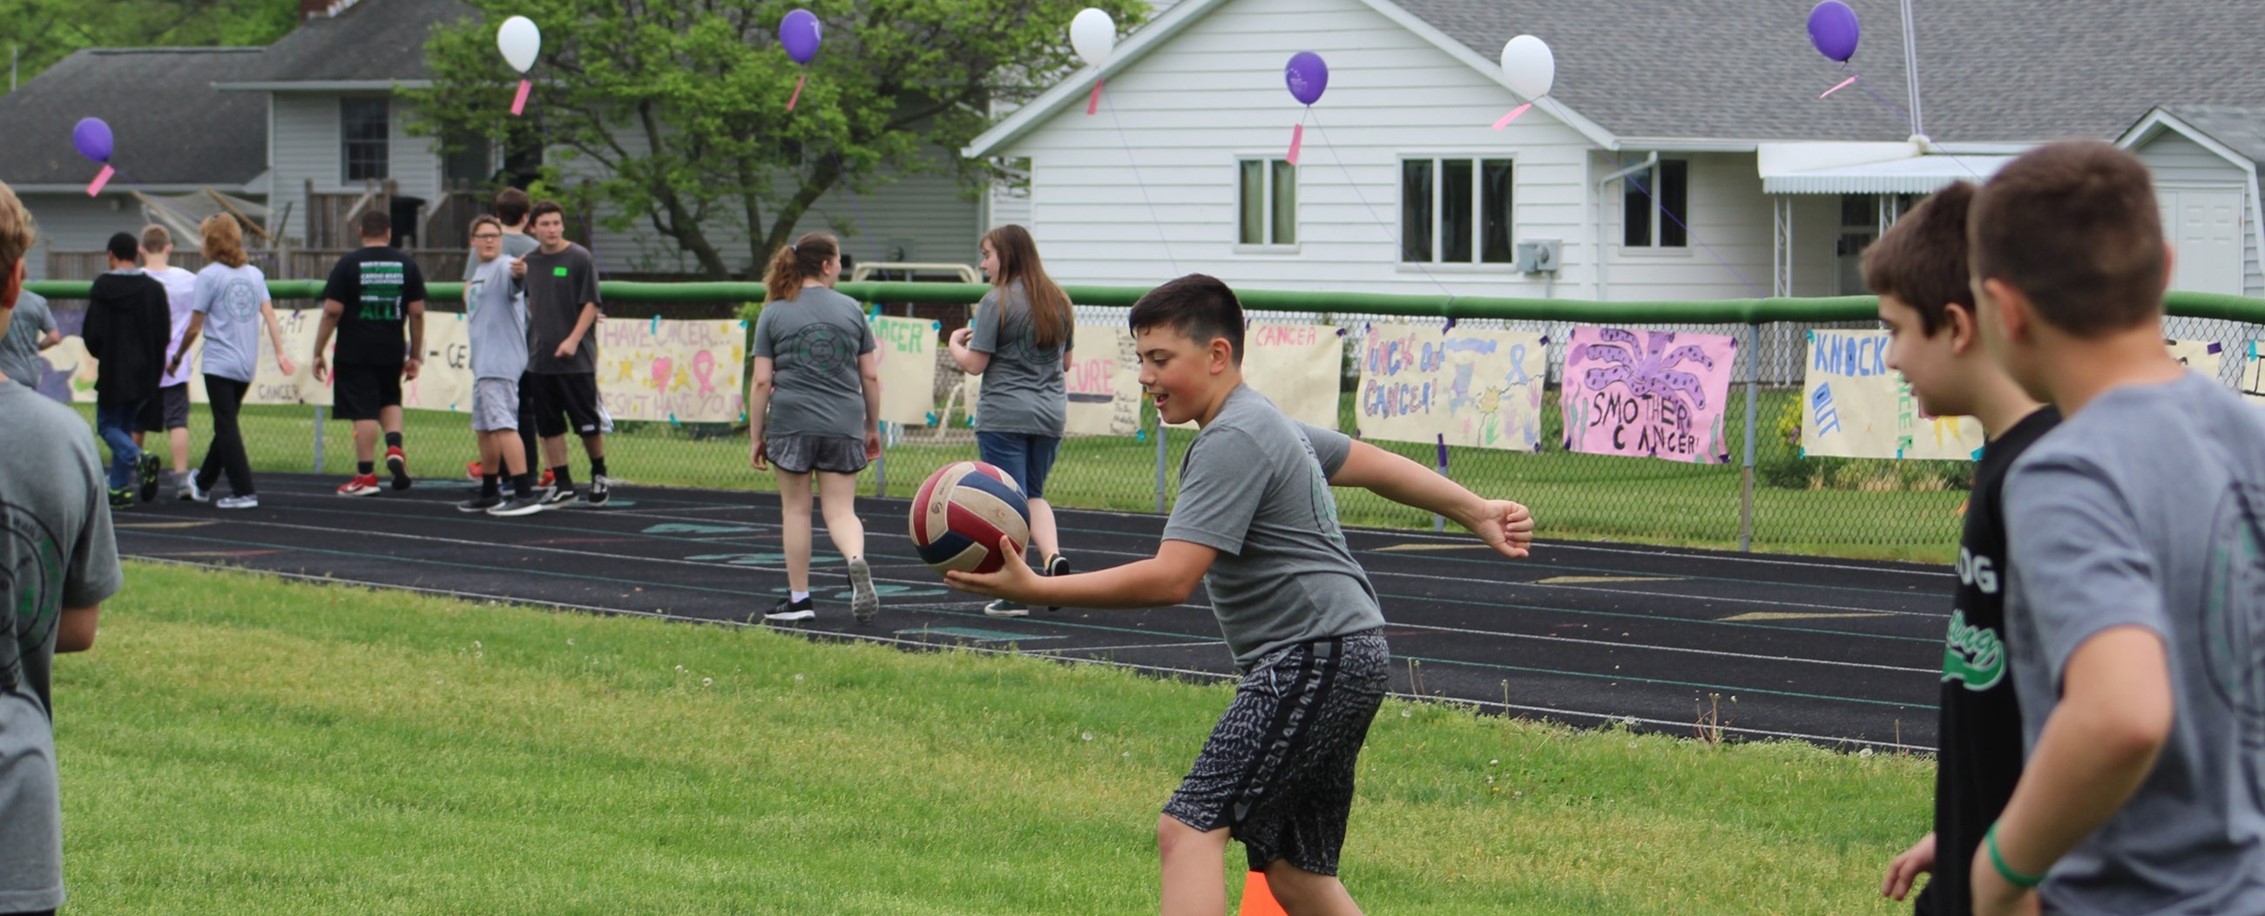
top-left (1239, 870), bottom-right (1288, 916)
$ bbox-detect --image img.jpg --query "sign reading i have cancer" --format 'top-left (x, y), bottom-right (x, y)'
top-left (596, 317), bottom-right (746, 423)
top-left (1800, 328), bottom-right (1983, 461)
top-left (1356, 324), bottom-right (1546, 450)
top-left (1561, 326), bottom-right (1737, 464)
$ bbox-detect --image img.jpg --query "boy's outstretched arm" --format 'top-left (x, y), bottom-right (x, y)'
top-left (947, 539), bottom-right (1216, 610)
top-left (1330, 439), bottom-right (1534, 558)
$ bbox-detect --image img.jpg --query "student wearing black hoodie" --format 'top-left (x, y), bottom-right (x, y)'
top-left (82, 231), bottom-right (171, 509)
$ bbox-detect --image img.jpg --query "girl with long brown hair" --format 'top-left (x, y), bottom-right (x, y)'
top-left (946, 223), bottom-right (1075, 616)
top-left (748, 232), bottom-right (883, 623)
top-left (171, 214), bottom-right (294, 507)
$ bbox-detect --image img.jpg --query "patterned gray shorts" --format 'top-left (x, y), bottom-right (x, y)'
top-left (765, 434), bottom-right (868, 475)
top-left (1162, 629), bottom-right (1389, 876)
top-left (471, 378), bottom-right (519, 433)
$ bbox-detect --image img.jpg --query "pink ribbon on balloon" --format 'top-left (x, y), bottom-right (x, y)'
top-left (1086, 79), bottom-right (1104, 116)
top-left (1819, 76), bottom-right (1857, 99)
top-left (1492, 103), bottom-right (1532, 130)
top-left (511, 79), bottom-right (532, 116)
top-left (1286, 123), bottom-right (1304, 166)
top-left (788, 74), bottom-right (806, 112)
top-left (85, 165), bottom-right (114, 197)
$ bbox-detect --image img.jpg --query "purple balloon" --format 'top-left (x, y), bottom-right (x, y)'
top-left (1807, 0), bottom-right (1859, 63)
top-left (72, 117), bottom-right (113, 164)
top-left (780, 9), bottom-right (822, 65)
top-left (1285, 51), bottom-right (1327, 107)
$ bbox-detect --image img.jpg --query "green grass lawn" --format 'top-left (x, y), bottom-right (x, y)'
top-left (79, 385), bottom-right (1964, 563)
top-left (59, 562), bottom-right (1934, 914)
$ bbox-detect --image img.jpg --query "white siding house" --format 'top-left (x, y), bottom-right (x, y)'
top-left (2119, 107), bottom-right (2265, 299)
top-left (968, 0), bottom-right (2265, 301)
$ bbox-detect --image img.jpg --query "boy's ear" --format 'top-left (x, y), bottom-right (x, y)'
top-left (1208, 336), bottom-right (1234, 375)
top-left (1, 258), bottom-right (21, 311)
top-left (1981, 277), bottom-right (2031, 343)
top-left (1942, 302), bottom-right (1977, 355)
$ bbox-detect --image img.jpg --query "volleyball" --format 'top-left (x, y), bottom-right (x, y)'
top-left (910, 461), bottom-right (1031, 575)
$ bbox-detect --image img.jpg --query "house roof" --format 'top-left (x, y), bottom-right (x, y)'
top-left (2148, 105), bottom-right (2265, 166)
top-left (973, 0), bottom-right (2265, 156)
top-left (0, 47), bottom-right (269, 189)
top-left (221, 0), bottom-right (474, 88)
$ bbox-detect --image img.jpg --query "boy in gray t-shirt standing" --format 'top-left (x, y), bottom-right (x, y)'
top-left (459, 216), bottom-right (543, 517)
top-left (0, 180), bottom-right (116, 916)
top-left (1968, 141), bottom-right (2265, 915)
top-left (945, 274), bottom-right (1534, 912)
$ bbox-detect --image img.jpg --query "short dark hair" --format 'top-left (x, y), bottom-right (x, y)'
top-left (358, 209), bottom-right (391, 240)
top-left (1862, 182), bottom-right (1976, 336)
top-left (493, 187), bottom-right (531, 225)
top-left (106, 231), bottom-right (139, 262)
top-left (1128, 273), bottom-right (1245, 364)
top-left (1970, 141), bottom-right (2167, 336)
top-left (528, 200), bottom-right (566, 226)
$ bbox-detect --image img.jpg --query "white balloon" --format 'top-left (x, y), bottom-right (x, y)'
top-left (1499, 34), bottom-right (1554, 102)
top-left (498, 16), bottom-right (542, 74)
top-left (1069, 8), bottom-right (1115, 69)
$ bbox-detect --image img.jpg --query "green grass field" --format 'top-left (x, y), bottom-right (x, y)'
top-left (58, 562), bottom-right (1933, 914)
top-left (80, 385), bottom-right (1965, 562)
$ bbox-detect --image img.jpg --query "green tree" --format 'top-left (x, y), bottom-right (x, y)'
top-left (1, 0), bottom-right (299, 89)
top-left (414, 0), bottom-right (1147, 279)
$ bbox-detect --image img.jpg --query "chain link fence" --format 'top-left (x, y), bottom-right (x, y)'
top-left (36, 284), bottom-right (2265, 563)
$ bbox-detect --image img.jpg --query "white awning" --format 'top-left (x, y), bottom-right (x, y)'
top-left (1757, 141), bottom-right (2015, 195)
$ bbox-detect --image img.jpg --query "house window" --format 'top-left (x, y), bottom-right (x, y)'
top-left (1622, 158), bottom-right (1688, 248)
top-left (1237, 158), bottom-right (1296, 246)
top-left (1400, 157), bottom-right (1515, 263)
top-left (341, 98), bottom-right (390, 182)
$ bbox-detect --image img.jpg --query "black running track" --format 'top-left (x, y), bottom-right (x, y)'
top-left (114, 474), bottom-right (1953, 751)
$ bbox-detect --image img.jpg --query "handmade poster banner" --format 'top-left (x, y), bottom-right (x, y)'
top-left (1798, 329), bottom-right (1982, 461)
top-left (1160, 322), bottom-right (1346, 432)
top-left (1355, 324), bottom-right (1545, 450)
top-left (2235, 341), bottom-right (2265, 406)
top-left (1065, 322), bottom-right (1143, 437)
top-left (2167, 338), bottom-right (2224, 383)
top-left (400, 317), bottom-right (473, 412)
top-left (1561, 325), bottom-right (1738, 464)
top-left (596, 317), bottom-right (746, 423)
top-left (869, 314), bottom-right (940, 426)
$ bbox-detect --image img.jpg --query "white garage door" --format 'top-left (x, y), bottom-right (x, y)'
top-left (2159, 187), bottom-right (2246, 296)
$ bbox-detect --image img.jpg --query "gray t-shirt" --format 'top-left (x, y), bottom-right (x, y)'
top-left (461, 232), bottom-right (541, 280)
top-left (464, 255), bottom-right (528, 381)
top-left (521, 243), bottom-right (602, 375)
top-left (0, 291), bottom-right (56, 389)
top-left (969, 283), bottom-right (1068, 437)
top-left (148, 266), bottom-right (198, 388)
top-left (0, 381), bottom-right (121, 912)
top-left (752, 287), bottom-right (875, 439)
top-left (192, 263), bottom-right (269, 383)
top-left (2003, 372), bottom-right (2265, 914)
top-left (1163, 384), bottom-right (1383, 668)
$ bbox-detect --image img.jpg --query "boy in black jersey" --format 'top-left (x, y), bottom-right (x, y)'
top-left (1868, 182), bottom-right (2058, 914)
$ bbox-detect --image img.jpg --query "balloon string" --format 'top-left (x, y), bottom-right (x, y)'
top-left (1304, 110), bottom-right (1459, 302)
top-left (1102, 92), bottom-right (1179, 275)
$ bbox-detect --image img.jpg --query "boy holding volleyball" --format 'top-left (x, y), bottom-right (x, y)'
top-left (947, 273), bottom-right (1534, 916)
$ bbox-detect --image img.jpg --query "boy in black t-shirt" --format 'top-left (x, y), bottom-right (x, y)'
top-left (312, 210), bottom-right (428, 496)
top-left (1868, 183), bottom-right (2059, 914)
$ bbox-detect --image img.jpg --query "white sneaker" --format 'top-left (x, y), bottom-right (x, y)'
top-left (847, 557), bottom-right (878, 624)
top-left (216, 494), bottom-right (259, 510)
top-left (177, 476), bottom-right (208, 503)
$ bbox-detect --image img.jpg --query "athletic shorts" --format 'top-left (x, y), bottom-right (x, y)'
top-left (765, 434), bottom-right (869, 475)
top-left (1162, 629), bottom-right (1390, 876)
top-left (332, 363), bottom-right (402, 421)
top-left (137, 382), bottom-right (190, 432)
top-left (528, 372), bottom-right (606, 438)
top-left (471, 378), bottom-right (519, 433)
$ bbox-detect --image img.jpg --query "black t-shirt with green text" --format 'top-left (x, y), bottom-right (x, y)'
top-left (323, 246), bottom-right (428, 367)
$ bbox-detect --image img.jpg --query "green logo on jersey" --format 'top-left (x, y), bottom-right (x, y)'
top-left (1942, 610), bottom-right (2006, 691)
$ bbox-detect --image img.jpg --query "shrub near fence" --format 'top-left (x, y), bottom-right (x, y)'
top-left (31, 280), bottom-right (2265, 563)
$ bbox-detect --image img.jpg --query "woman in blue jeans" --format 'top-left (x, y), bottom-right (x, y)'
top-left (947, 224), bottom-right (1073, 617)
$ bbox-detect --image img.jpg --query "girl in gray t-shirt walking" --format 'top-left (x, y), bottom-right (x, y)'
top-left (946, 224), bottom-right (1075, 617)
top-left (748, 233), bottom-right (881, 624)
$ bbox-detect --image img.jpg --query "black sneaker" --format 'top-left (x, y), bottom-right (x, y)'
top-left (108, 486), bottom-right (134, 510)
top-left (1044, 553), bottom-right (1071, 612)
top-left (487, 494), bottom-right (547, 517)
top-left (457, 494), bottom-right (503, 513)
top-left (138, 453), bottom-right (162, 503)
top-left (587, 474), bottom-right (611, 506)
top-left (762, 596), bottom-right (816, 622)
top-left (540, 486), bottom-right (578, 506)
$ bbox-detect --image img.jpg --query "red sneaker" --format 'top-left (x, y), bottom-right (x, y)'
top-left (466, 460), bottom-right (485, 481)
top-left (337, 474), bottom-right (380, 497)
top-left (385, 445), bottom-right (412, 491)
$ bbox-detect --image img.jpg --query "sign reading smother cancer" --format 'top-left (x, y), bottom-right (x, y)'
top-left (868, 314), bottom-right (940, 426)
top-left (1355, 324), bottom-right (1546, 450)
top-left (1560, 326), bottom-right (1737, 464)
top-left (596, 318), bottom-right (747, 423)
top-left (1799, 329), bottom-right (1983, 460)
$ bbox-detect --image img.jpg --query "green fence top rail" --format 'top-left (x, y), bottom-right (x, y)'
top-left (22, 278), bottom-right (2265, 325)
